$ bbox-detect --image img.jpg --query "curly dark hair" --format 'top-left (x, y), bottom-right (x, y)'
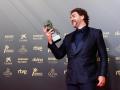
top-left (71, 8), bottom-right (89, 26)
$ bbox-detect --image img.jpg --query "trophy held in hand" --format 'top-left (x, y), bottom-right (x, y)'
top-left (44, 20), bottom-right (61, 43)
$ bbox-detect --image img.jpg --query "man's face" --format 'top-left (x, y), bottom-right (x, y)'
top-left (70, 12), bottom-right (84, 28)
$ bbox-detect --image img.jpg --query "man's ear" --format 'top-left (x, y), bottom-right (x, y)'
top-left (80, 15), bottom-right (84, 20)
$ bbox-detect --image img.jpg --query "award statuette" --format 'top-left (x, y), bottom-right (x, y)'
top-left (44, 20), bottom-right (61, 43)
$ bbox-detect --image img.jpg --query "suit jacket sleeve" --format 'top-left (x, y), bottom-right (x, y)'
top-left (48, 37), bottom-right (66, 59)
top-left (96, 30), bottom-right (108, 77)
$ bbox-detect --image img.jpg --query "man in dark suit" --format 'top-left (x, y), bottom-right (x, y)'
top-left (43, 8), bottom-right (108, 90)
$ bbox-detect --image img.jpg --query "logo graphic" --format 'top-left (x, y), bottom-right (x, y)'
top-left (48, 49), bottom-right (51, 53)
top-left (48, 68), bottom-right (58, 78)
top-left (115, 57), bottom-right (120, 61)
top-left (32, 58), bottom-right (43, 63)
top-left (19, 34), bottom-right (28, 42)
top-left (4, 45), bottom-right (14, 53)
top-left (115, 31), bottom-right (120, 36)
top-left (48, 57), bottom-right (58, 64)
top-left (33, 46), bottom-right (43, 51)
top-left (64, 58), bottom-right (68, 65)
top-left (103, 32), bottom-right (110, 38)
top-left (18, 45), bottom-right (28, 54)
top-left (17, 58), bottom-right (29, 64)
top-left (32, 68), bottom-right (43, 77)
top-left (116, 70), bottom-right (120, 76)
top-left (4, 57), bottom-right (12, 65)
top-left (115, 44), bottom-right (120, 53)
top-left (64, 69), bottom-right (67, 75)
top-left (4, 34), bottom-right (14, 41)
top-left (106, 47), bottom-right (110, 52)
top-left (33, 34), bottom-right (44, 40)
top-left (3, 68), bottom-right (12, 77)
top-left (18, 69), bottom-right (28, 75)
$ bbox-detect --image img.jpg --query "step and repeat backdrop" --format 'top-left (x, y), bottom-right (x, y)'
top-left (0, 0), bottom-right (120, 90)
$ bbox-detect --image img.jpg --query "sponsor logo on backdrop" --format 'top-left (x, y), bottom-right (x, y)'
top-left (64, 33), bottom-right (68, 36)
top-left (17, 58), bottom-right (29, 64)
top-left (48, 57), bottom-right (58, 64)
top-left (4, 34), bottom-right (14, 41)
top-left (97, 57), bottom-right (110, 62)
top-left (32, 68), bottom-right (43, 77)
top-left (33, 34), bottom-right (44, 40)
top-left (18, 69), bottom-right (28, 75)
top-left (64, 58), bottom-right (68, 65)
top-left (4, 57), bottom-right (12, 65)
top-left (115, 31), bottom-right (120, 36)
top-left (97, 57), bottom-right (100, 62)
top-left (18, 45), bottom-right (28, 54)
top-left (115, 57), bottom-right (120, 61)
top-left (48, 68), bottom-right (58, 78)
top-left (32, 58), bottom-right (43, 63)
top-left (3, 68), bottom-right (12, 77)
top-left (48, 48), bottom-right (51, 53)
top-left (116, 70), bottom-right (120, 76)
top-left (1, 30), bottom-right (118, 80)
top-left (103, 32), bottom-right (110, 38)
top-left (19, 34), bottom-right (28, 42)
top-left (107, 47), bottom-right (110, 52)
top-left (4, 45), bottom-right (14, 53)
top-left (64, 69), bottom-right (67, 75)
top-left (115, 44), bottom-right (120, 53)
top-left (108, 57), bottom-right (110, 62)
top-left (33, 46), bottom-right (43, 51)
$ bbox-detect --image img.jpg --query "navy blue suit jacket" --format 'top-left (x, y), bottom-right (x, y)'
top-left (48, 27), bottom-right (108, 84)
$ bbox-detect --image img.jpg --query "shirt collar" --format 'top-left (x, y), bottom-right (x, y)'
top-left (75, 26), bottom-right (88, 33)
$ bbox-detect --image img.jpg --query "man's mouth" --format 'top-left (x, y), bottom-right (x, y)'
top-left (72, 21), bottom-right (77, 25)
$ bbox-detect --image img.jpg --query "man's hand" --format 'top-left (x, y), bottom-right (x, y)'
top-left (97, 76), bottom-right (106, 87)
top-left (43, 27), bottom-right (53, 44)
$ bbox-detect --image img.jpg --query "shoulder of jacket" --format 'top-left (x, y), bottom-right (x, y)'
top-left (88, 27), bottom-right (102, 39)
top-left (89, 27), bottom-right (101, 32)
top-left (89, 27), bottom-right (103, 37)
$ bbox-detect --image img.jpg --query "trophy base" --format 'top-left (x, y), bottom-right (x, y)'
top-left (52, 35), bottom-right (61, 43)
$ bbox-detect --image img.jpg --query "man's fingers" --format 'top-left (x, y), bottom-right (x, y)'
top-left (97, 81), bottom-right (105, 87)
top-left (97, 81), bottom-right (100, 86)
top-left (48, 28), bottom-right (53, 33)
top-left (43, 27), bottom-right (48, 33)
top-left (97, 76), bottom-right (106, 87)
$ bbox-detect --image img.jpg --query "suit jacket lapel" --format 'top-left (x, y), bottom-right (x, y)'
top-left (70, 28), bottom-right (90, 56)
top-left (70, 37), bottom-right (84, 56)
